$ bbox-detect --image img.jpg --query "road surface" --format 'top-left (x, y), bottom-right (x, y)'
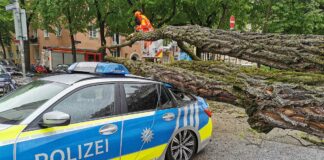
top-left (194, 101), bottom-right (324, 160)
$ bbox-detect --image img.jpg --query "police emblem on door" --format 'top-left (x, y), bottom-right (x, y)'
top-left (141, 128), bottom-right (154, 143)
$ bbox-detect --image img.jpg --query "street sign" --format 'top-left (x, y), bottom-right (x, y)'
top-left (5, 4), bottom-right (17, 11)
top-left (13, 10), bottom-right (22, 40)
top-left (230, 15), bottom-right (235, 30)
top-left (13, 9), bottom-right (28, 40)
top-left (20, 9), bottom-right (28, 40)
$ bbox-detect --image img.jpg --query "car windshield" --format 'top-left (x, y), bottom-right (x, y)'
top-left (0, 80), bottom-right (68, 124)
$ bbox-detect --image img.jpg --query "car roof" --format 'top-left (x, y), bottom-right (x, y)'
top-left (40, 74), bottom-right (97, 85)
top-left (39, 73), bottom-right (159, 85)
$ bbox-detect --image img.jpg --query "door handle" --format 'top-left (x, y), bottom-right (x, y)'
top-left (99, 124), bottom-right (118, 135)
top-left (163, 113), bottom-right (175, 121)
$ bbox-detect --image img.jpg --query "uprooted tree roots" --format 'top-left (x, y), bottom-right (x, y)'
top-left (107, 57), bottom-right (324, 137)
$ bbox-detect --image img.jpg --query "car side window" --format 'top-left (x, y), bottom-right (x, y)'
top-left (159, 86), bottom-right (174, 109)
top-left (169, 89), bottom-right (195, 106)
top-left (124, 83), bottom-right (158, 113)
top-left (52, 84), bottom-right (116, 124)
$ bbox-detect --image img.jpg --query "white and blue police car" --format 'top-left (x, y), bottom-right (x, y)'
top-left (0, 62), bottom-right (213, 160)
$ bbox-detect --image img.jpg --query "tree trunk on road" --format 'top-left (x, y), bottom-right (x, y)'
top-left (106, 25), bottom-right (324, 73)
top-left (107, 57), bottom-right (324, 137)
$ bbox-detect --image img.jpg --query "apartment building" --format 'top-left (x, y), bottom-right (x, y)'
top-left (28, 27), bottom-right (143, 69)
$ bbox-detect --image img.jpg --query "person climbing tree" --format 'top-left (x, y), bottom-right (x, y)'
top-left (134, 11), bottom-right (154, 32)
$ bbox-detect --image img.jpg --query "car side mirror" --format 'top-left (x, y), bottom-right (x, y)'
top-left (40, 111), bottom-right (71, 127)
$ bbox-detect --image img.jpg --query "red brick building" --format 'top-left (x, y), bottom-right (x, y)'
top-left (28, 28), bottom-right (143, 69)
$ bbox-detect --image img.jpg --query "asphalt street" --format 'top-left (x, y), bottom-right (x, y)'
top-left (194, 101), bottom-right (324, 160)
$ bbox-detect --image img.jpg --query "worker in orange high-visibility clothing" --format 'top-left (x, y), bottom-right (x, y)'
top-left (134, 11), bottom-right (154, 32)
top-left (134, 11), bottom-right (154, 52)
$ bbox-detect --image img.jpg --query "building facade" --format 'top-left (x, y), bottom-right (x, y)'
top-left (28, 28), bottom-right (144, 69)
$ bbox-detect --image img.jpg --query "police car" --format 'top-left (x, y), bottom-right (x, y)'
top-left (0, 62), bottom-right (213, 160)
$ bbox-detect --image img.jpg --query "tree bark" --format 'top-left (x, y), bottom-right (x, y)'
top-left (94, 0), bottom-right (107, 61)
top-left (69, 33), bottom-right (77, 62)
top-left (0, 32), bottom-right (7, 59)
top-left (217, 3), bottom-right (228, 29)
top-left (106, 25), bottom-right (324, 73)
top-left (107, 57), bottom-right (324, 137)
top-left (67, 9), bottom-right (77, 62)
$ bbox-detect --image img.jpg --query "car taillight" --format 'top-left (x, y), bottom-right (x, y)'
top-left (204, 109), bottom-right (212, 117)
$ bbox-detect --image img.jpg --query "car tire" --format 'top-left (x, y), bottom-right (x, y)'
top-left (166, 130), bottom-right (197, 160)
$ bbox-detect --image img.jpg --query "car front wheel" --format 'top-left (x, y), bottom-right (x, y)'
top-left (166, 130), bottom-right (197, 160)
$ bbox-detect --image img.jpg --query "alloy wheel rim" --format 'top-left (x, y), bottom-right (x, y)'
top-left (171, 130), bottom-right (195, 160)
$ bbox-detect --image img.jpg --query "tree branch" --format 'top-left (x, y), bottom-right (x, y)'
top-left (127, 0), bottom-right (133, 6)
top-left (206, 11), bottom-right (217, 27)
top-left (105, 25), bottom-right (324, 73)
top-left (176, 41), bottom-right (201, 61)
top-left (107, 57), bottom-right (324, 137)
top-left (157, 0), bottom-right (177, 27)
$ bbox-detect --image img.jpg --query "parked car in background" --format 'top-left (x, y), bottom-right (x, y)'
top-left (0, 59), bottom-right (21, 76)
top-left (53, 64), bottom-right (70, 73)
top-left (0, 65), bottom-right (16, 95)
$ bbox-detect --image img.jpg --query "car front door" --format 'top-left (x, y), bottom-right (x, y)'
top-left (120, 83), bottom-right (158, 160)
top-left (16, 83), bottom-right (123, 160)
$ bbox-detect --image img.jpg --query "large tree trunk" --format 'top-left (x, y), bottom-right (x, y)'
top-left (94, 0), bottom-right (107, 61)
top-left (69, 33), bottom-right (77, 62)
top-left (67, 8), bottom-right (77, 62)
top-left (106, 25), bottom-right (324, 73)
top-left (107, 57), bottom-right (324, 137)
top-left (23, 40), bottom-right (30, 71)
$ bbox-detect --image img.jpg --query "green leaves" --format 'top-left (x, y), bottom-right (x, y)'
top-left (261, 0), bottom-right (324, 34)
top-left (31, 0), bottom-right (324, 36)
top-left (0, 0), bottom-right (14, 46)
top-left (38, 0), bottom-right (92, 34)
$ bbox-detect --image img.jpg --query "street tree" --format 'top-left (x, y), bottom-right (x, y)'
top-left (249, 0), bottom-right (324, 34)
top-left (105, 24), bottom-right (324, 137)
top-left (19, 0), bottom-right (40, 70)
top-left (38, 0), bottom-right (92, 62)
top-left (0, 0), bottom-right (14, 59)
top-left (87, 0), bottom-right (131, 59)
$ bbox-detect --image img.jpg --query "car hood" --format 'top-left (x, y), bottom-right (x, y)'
top-left (0, 124), bottom-right (12, 131)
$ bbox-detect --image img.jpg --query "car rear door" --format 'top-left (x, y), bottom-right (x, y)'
top-left (15, 83), bottom-right (123, 160)
top-left (119, 82), bottom-right (158, 159)
top-left (149, 86), bottom-right (201, 159)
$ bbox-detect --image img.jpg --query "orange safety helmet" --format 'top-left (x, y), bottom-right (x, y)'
top-left (134, 11), bottom-right (142, 18)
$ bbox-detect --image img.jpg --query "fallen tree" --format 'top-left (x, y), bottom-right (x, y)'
top-left (105, 25), bottom-right (324, 73)
top-left (107, 57), bottom-right (324, 137)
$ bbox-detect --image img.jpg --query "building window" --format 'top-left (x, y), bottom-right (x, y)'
top-left (33, 30), bottom-right (38, 37)
top-left (44, 30), bottom-right (49, 38)
top-left (55, 27), bottom-right (62, 37)
top-left (88, 26), bottom-right (97, 38)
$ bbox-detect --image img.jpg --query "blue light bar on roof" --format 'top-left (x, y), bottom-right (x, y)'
top-left (96, 62), bottom-right (130, 75)
top-left (68, 62), bottom-right (130, 75)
